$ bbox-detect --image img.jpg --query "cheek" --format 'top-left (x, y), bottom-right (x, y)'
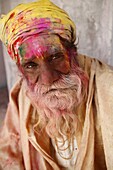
top-left (25, 75), bottom-right (38, 91)
top-left (59, 61), bottom-right (70, 73)
top-left (56, 57), bottom-right (70, 74)
top-left (27, 74), bottom-right (38, 84)
top-left (18, 66), bottom-right (39, 86)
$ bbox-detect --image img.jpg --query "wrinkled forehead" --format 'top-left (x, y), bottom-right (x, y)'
top-left (18, 34), bottom-right (65, 61)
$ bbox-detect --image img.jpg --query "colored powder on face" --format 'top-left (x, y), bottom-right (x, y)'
top-left (18, 34), bottom-right (68, 65)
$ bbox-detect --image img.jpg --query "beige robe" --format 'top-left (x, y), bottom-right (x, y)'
top-left (0, 54), bottom-right (113, 170)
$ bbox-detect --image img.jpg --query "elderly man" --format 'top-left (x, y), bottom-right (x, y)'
top-left (0, 0), bottom-right (113, 169)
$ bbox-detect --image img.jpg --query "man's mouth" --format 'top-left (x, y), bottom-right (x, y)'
top-left (43, 85), bottom-right (76, 95)
top-left (44, 88), bottom-right (58, 95)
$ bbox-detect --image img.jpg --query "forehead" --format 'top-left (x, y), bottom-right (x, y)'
top-left (18, 34), bottom-right (64, 61)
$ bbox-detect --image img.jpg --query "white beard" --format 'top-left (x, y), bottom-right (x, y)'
top-left (24, 64), bottom-right (88, 138)
top-left (27, 72), bottom-right (83, 112)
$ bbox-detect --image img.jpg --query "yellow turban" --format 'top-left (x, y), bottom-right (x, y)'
top-left (0, 0), bottom-right (76, 63)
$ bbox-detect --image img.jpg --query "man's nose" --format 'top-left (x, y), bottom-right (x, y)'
top-left (39, 61), bottom-right (60, 85)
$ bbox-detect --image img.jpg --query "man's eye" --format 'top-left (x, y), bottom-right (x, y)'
top-left (52, 55), bottom-right (60, 60)
top-left (49, 53), bottom-right (64, 62)
top-left (23, 62), bottom-right (38, 70)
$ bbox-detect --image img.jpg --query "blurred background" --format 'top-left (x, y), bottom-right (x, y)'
top-left (0, 0), bottom-right (113, 127)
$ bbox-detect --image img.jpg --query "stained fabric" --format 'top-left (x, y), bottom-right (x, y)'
top-left (0, 0), bottom-right (76, 63)
top-left (0, 54), bottom-right (113, 170)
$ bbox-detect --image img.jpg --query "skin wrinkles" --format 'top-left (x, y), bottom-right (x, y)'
top-left (18, 34), bottom-right (71, 86)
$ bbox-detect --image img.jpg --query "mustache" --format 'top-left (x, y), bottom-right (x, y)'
top-left (33, 73), bottom-right (81, 95)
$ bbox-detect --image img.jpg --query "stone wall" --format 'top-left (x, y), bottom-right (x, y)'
top-left (51, 0), bottom-right (113, 64)
top-left (0, 0), bottom-right (113, 90)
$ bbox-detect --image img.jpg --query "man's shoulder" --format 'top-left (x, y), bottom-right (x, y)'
top-left (77, 53), bottom-right (113, 73)
top-left (9, 78), bottom-right (23, 101)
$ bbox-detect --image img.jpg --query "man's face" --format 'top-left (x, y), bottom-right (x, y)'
top-left (17, 34), bottom-right (88, 138)
top-left (18, 34), bottom-right (71, 86)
